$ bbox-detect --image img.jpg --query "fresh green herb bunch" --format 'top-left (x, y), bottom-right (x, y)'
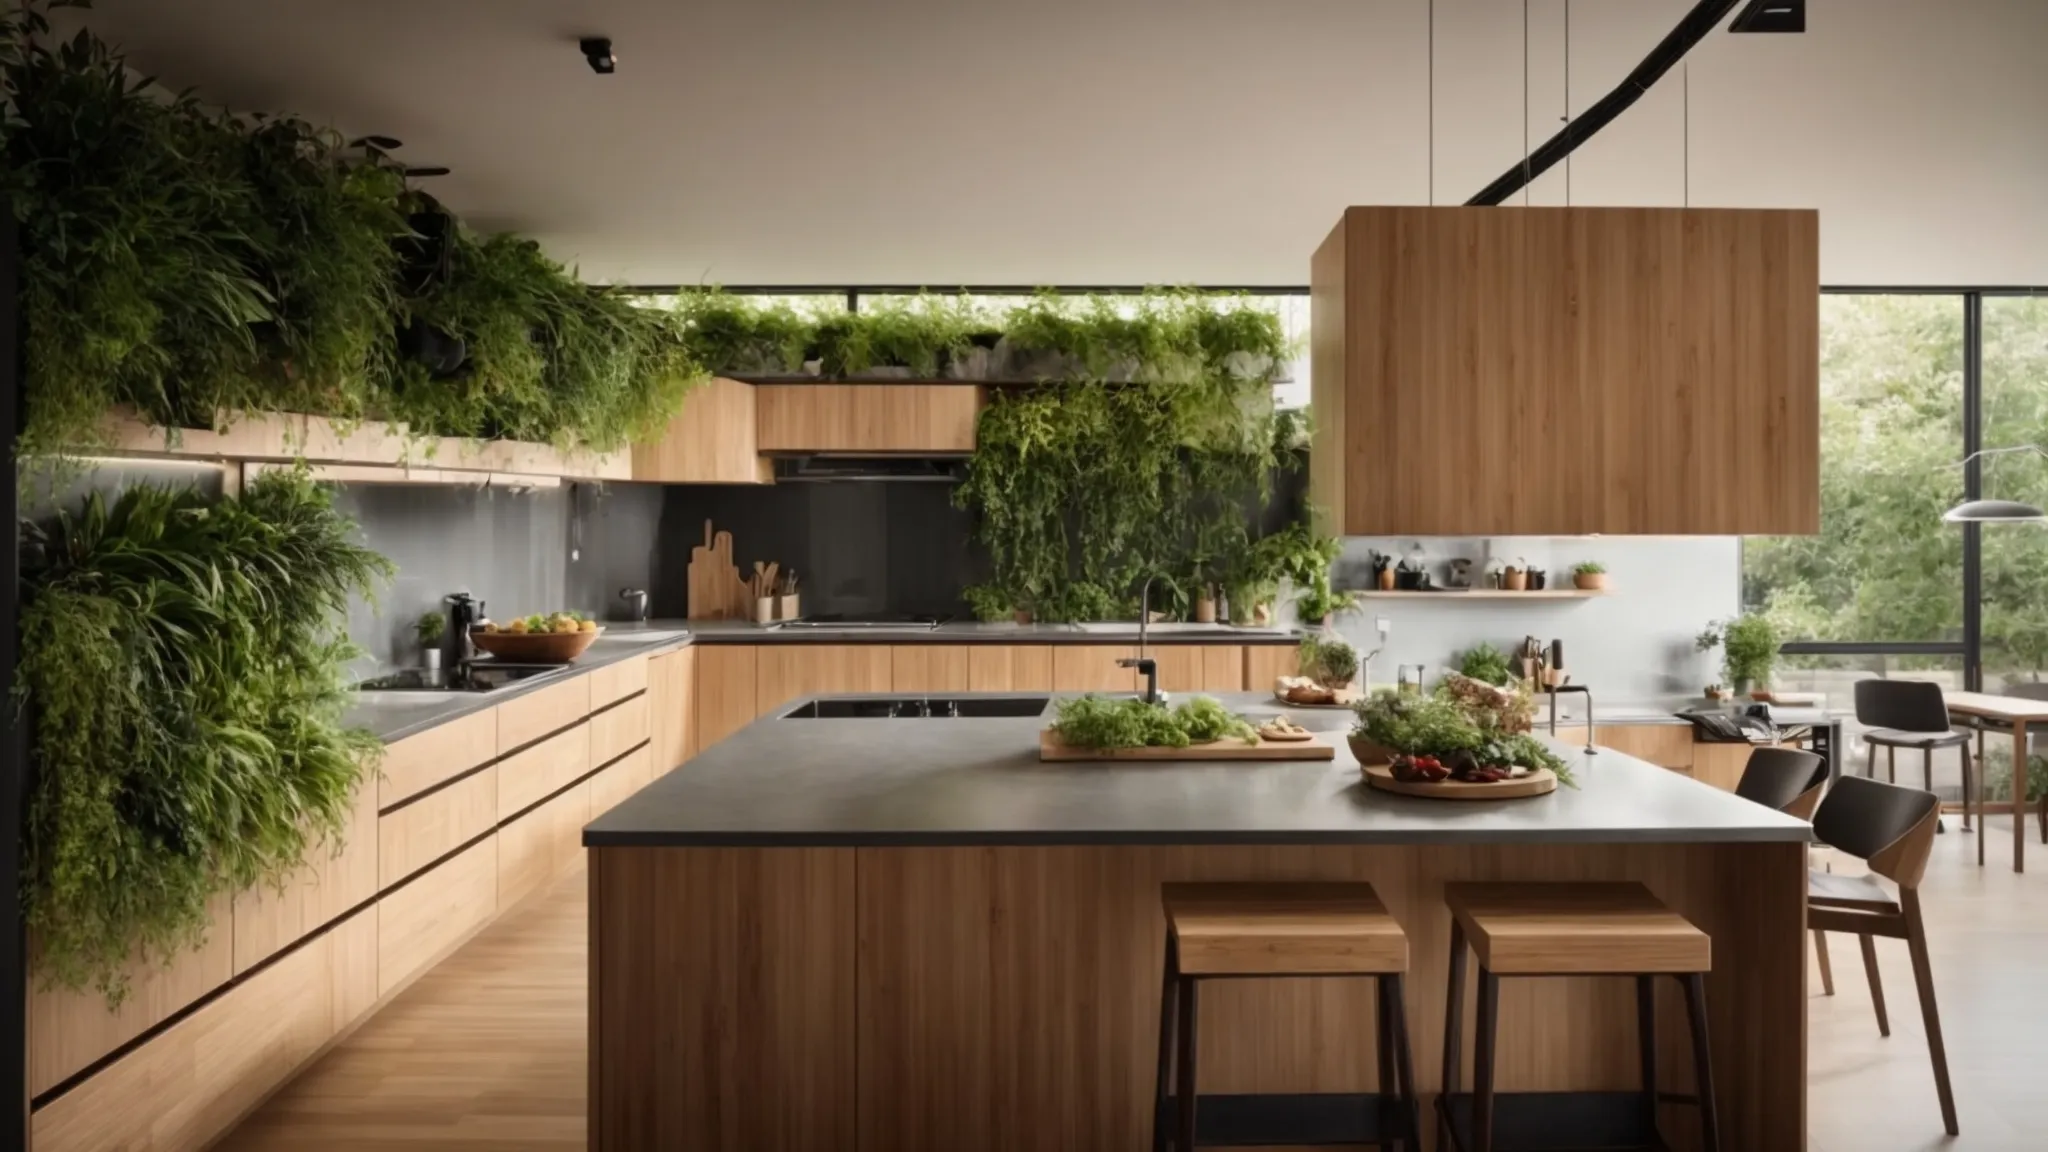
top-left (1457, 642), bottom-right (1514, 687)
top-left (1350, 690), bottom-right (1484, 758)
top-left (1052, 694), bottom-right (1255, 749)
top-left (1298, 636), bottom-right (1360, 684)
top-left (1476, 733), bottom-right (1575, 787)
top-left (19, 469), bottom-right (393, 1003)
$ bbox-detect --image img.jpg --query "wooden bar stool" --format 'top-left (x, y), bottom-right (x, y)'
top-left (1437, 882), bottom-right (1718, 1152)
top-left (1154, 882), bottom-right (1421, 1150)
top-left (1806, 775), bottom-right (1957, 1136)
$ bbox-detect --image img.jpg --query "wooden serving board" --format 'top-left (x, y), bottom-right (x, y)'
top-left (1362, 763), bottom-right (1557, 800)
top-left (1039, 730), bottom-right (1336, 763)
top-left (1272, 688), bottom-right (1361, 710)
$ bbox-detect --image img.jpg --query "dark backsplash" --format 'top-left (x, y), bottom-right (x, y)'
top-left (654, 483), bottom-right (978, 619)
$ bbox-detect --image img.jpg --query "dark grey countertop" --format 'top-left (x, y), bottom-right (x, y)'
top-left (346, 631), bottom-right (691, 743)
top-left (678, 619), bottom-right (1302, 645)
top-left (582, 691), bottom-right (1811, 848)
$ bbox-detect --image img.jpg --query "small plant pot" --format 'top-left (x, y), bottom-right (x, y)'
top-left (1376, 568), bottom-right (1395, 591)
top-left (1193, 595), bottom-right (1217, 624)
top-left (1394, 570), bottom-right (1424, 591)
top-left (1503, 569), bottom-right (1528, 591)
top-left (1528, 570), bottom-right (1548, 591)
top-left (1574, 572), bottom-right (1608, 590)
top-left (1012, 608), bottom-right (1033, 626)
top-left (421, 648), bottom-right (443, 672)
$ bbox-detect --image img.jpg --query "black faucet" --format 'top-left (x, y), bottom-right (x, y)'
top-left (1118, 576), bottom-right (1167, 706)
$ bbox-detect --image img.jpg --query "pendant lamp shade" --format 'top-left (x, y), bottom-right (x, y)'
top-left (1943, 498), bottom-right (2048, 524)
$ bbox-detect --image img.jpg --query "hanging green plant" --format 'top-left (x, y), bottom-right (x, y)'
top-left (18, 469), bottom-right (393, 1003)
top-left (813, 292), bottom-right (976, 377)
top-left (674, 290), bottom-right (817, 376)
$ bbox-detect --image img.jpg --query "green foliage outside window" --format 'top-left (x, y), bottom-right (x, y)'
top-left (19, 470), bottom-right (392, 1003)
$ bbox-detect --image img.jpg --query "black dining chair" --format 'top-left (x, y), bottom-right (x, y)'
top-left (1852, 680), bottom-right (1972, 829)
top-left (1807, 775), bottom-right (1957, 1137)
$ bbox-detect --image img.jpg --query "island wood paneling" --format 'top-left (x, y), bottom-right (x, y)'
top-left (1692, 741), bottom-right (1779, 792)
top-left (1310, 206), bottom-right (1819, 536)
top-left (587, 654), bottom-right (649, 709)
top-left (29, 895), bottom-right (237, 1099)
top-left (499, 781), bottom-right (591, 911)
top-left (649, 647), bottom-right (695, 769)
top-left (496, 724), bottom-right (592, 822)
top-left (754, 383), bottom-right (983, 454)
top-left (693, 645), bottom-right (759, 751)
top-left (379, 707), bottom-right (497, 808)
top-left (967, 645), bottom-right (1054, 692)
top-left (589, 694), bottom-right (649, 768)
top-left (630, 376), bottom-right (774, 484)
top-left (1050, 645), bottom-right (1138, 692)
top-left (379, 835), bottom-right (498, 998)
top-left (1149, 645), bottom-right (1247, 693)
top-left (590, 847), bottom-right (856, 1152)
top-left (233, 777), bottom-right (381, 974)
top-left (757, 644), bottom-right (893, 715)
top-left (1202, 645), bottom-right (1247, 691)
top-left (890, 644), bottom-right (971, 693)
top-left (379, 766), bottom-right (498, 889)
top-left (1595, 724), bottom-right (1698, 772)
top-left (32, 909), bottom-right (377, 1152)
top-left (592, 840), bottom-right (1804, 1152)
top-left (497, 674), bottom-right (591, 752)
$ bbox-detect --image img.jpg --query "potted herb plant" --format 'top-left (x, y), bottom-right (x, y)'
top-left (416, 611), bottom-right (447, 670)
top-left (1571, 562), bottom-right (1608, 591)
top-left (1696, 614), bottom-right (1782, 696)
top-left (1300, 637), bottom-right (1360, 689)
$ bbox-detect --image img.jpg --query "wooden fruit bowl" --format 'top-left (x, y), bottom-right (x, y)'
top-left (469, 626), bottom-right (603, 664)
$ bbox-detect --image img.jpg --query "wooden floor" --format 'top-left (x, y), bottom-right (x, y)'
top-left (219, 821), bottom-right (2048, 1151)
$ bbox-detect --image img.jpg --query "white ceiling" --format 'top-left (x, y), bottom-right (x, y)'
top-left (65, 0), bottom-right (2048, 286)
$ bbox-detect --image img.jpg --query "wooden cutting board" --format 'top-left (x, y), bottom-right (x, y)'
top-left (686, 519), bottom-right (752, 620)
top-left (1361, 763), bottom-right (1557, 800)
top-left (1039, 730), bottom-right (1336, 762)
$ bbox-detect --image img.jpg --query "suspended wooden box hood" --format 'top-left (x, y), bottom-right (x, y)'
top-left (1309, 206), bottom-right (1819, 536)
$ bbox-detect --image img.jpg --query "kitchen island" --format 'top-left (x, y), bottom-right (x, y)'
top-left (584, 694), bottom-right (1809, 1152)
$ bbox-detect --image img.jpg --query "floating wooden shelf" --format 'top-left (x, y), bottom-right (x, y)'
top-left (1355, 589), bottom-right (1610, 600)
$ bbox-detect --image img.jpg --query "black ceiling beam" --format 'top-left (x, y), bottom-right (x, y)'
top-left (1465, 0), bottom-right (1743, 207)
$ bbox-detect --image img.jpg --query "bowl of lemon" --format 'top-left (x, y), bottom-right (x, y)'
top-left (471, 612), bottom-right (603, 663)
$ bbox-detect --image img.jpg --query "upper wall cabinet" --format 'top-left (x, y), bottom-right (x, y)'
top-left (754, 384), bottom-right (983, 454)
top-left (1310, 207), bottom-right (1820, 536)
top-left (631, 377), bottom-right (774, 484)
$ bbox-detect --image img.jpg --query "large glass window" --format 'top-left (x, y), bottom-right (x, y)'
top-left (1742, 294), bottom-right (1965, 643)
top-left (1979, 295), bottom-right (2048, 689)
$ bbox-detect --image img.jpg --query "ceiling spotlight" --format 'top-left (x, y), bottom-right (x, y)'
top-left (580, 37), bottom-right (616, 74)
top-left (1729, 0), bottom-right (1805, 33)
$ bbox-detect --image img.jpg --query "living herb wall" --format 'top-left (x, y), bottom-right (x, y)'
top-left (0, 3), bottom-right (701, 458)
top-left (678, 289), bottom-right (1345, 622)
top-left (20, 470), bottom-right (391, 1001)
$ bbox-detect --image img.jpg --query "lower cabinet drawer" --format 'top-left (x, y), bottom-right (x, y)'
top-left (590, 694), bottom-right (649, 767)
top-left (591, 745), bottom-right (653, 818)
top-left (497, 723), bottom-right (591, 821)
top-left (378, 834), bottom-right (497, 998)
top-left (31, 909), bottom-right (377, 1152)
top-left (379, 766), bottom-right (497, 890)
top-left (498, 781), bottom-right (590, 911)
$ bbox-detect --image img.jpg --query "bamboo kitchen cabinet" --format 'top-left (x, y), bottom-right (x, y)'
top-left (754, 383), bottom-right (983, 453)
top-left (630, 376), bottom-right (774, 484)
top-left (1310, 206), bottom-right (1820, 536)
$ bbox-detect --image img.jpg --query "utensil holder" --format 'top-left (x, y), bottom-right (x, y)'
top-left (754, 597), bottom-right (776, 625)
top-left (777, 593), bottom-right (800, 620)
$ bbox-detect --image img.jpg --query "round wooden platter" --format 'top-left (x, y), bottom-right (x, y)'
top-left (1360, 763), bottom-right (1558, 800)
top-left (1271, 688), bottom-right (1362, 711)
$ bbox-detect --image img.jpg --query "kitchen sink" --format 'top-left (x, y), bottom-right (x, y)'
top-left (782, 695), bottom-right (1051, 719)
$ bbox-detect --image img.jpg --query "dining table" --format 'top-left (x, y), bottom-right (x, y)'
top-left (1943, 690), bottom-right (2048, 872)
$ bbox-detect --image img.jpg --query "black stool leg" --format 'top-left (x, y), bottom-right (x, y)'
top-left (1385, 973), bottom-right (1423, 1150)
top-left (1637, 974), bottom-right (1659, 1140)
top-left (1176, 977), bottom-right (1199, 1152)
top-left (1681, 973), bottom-right (1722, 1152)
top-left (1152, 938), bottom-right (1177, 1152)
top-left (1472, 969), bottom-right (1501, 1152)
top-left (1375, 976), bottom-right (1396, 1137)
top-left (1437, 920), bottom-right (1468, 1152)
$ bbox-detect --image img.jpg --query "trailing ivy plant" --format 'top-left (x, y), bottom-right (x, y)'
top-left (18, 469), bottom-right (393, 1003)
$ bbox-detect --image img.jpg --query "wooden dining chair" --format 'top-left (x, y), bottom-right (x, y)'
top-left (1735, 746), bottom-right (1829, 820)
top-left (1808, 775), bottom-right (1957, 1137)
